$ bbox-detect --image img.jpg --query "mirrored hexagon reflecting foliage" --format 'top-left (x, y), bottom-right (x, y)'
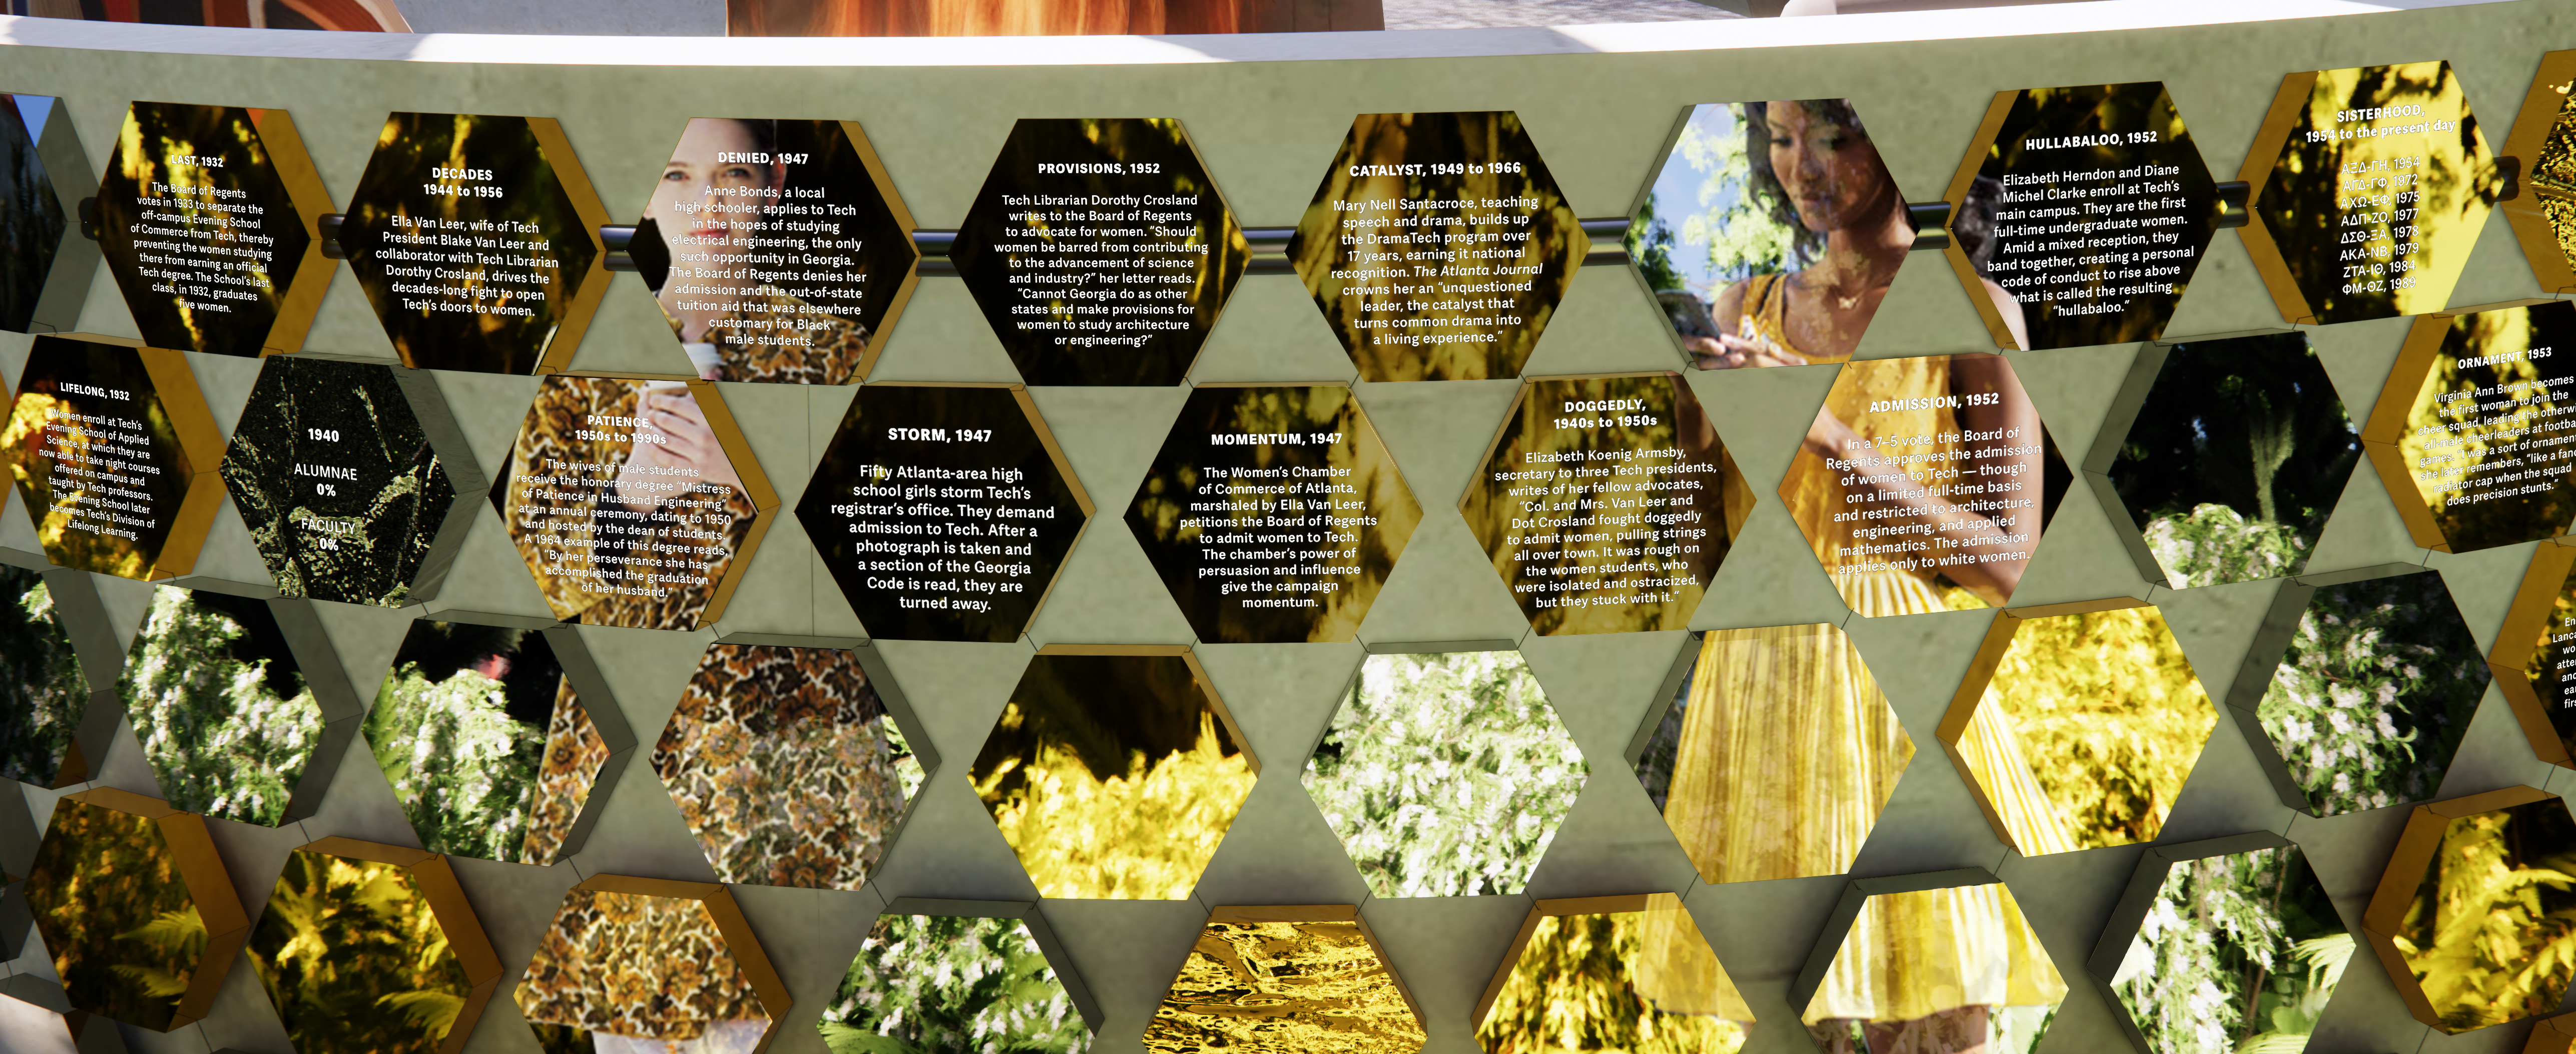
top-left (2363, 786), bottom-right (2576, 1033)
top-left (1781, 354), bottom-right (2069, 617)
top-left (2363, 301), bottom-right (2576, 554)
top-left (1146, 905), bottom-right (1423, 1054)
top-left (2494, 540), bottom-right (2576, 770)
top-left (0, 94), bottom-right (94, 335)
top-left (1632, 100), bottom-right (1908, 369)
top-left (642, 118), bottom-right (919, 384)
top-left (0, 564), bottom-right (104, 788)
top-left (2243, 62), bottom-right (2502, 326)
top-left (514, 875), bottom-right (787, 1054)
top-left (220, 356), bottom-right (472, 607)
top-left (2098, 334), bottom-right (2359, 589)
top-left (1287, 111), bottom-right (1589, 381)
top-left (4, 336), bottom-right (227, 582)
top-left (1798, 873), bottom-right (2066, 1054)
top-left (1635, 625), bottom-right (1911, 884)
top-left (2235, 567), bottom-right (2486, 816)
top-left (122, 587), bottom-right (345, 827)
top-left (363, 619), bottom-right (626, 866)
top-left (246, 839), bottom-right (502, 1054)
top-left (1127, 384), bottom-right (1421, 642)
top-left (819, 902), bottom-right (1096, 1054)
top-left (971, 648), bottom-right (1253, 899)
top-left (1475, 894), bottom-right (1754, 1054)
top-left (2092, 835), bottom-right (2354, 1054)
top-left (1304, 650), bottom-right (1584, 898)
top-left (2504, 50), bottom-right (2576, 295)
top-left (25, 789), bottom-right (248, 1032)
top-left (1941, 600), bottom-right (2216, 855)
top-left (1462, 373), bottom-right (1750, 636)
top-left (656, 644), bottom-right (923, 890)
top-left (799, 384), bottom-right (1090, 643)
top-left (1942, 83), bottom-right (2217, 351)
top-left (950, 118), bottom-right (1247, 386)
top-left (95, 102), bottom-right (329, 357)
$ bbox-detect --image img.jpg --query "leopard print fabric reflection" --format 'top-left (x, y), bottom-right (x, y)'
top-left (521, 680), bottom-right (607, 865)
top-left (514, 889), bottom-right (766, 1041)
top-left (696, 287), bottom-right (872, 385)
top-left (654, 646), bottom-right (914, 889)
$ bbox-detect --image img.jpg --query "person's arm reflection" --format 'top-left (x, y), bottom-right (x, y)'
top-left (615, 387), bottom-right (744, 514)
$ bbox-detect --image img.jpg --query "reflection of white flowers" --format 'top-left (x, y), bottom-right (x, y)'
top-left (2255, 575), bottom-right (2488, 814)
top-left (2144, 504), bottom-right (2309, 589)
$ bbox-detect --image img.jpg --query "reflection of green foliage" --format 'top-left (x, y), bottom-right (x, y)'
top-left (2398, 304), bottom-right (2576, 553)
top-left (820, 914), bottom-right (1086, 1054)
top-left (2394, 799), bottom-right (2576, 1032)
top-left (0, 96), bottom-right (65, 332)
top-left (0, 566), bottom-right (90, 785)
top-left (2144, 506), bottom-right (2309, 591)
top-left (248, 851), bottom-right (474, 1054)
top-left (121, 589), bottom-right (322, 825)
top-left (2113, 847), bottom-right (2351, 1054)
top-left (1673, 104), bottom-right (1799, 286)
top-left (1478, 911), bottom-right (1747, 1054)
top-left (1983, 607), bottom-right (2211, 850)
top-left (26, 801), bottom-right (200, 1029)
top-left (2259, 573), bottom-right (2484, 814)
top-left (4, 340), bottom-right (196, 579)
top-left (1627, 192), bottom-right (1684, 294)
top-left (1305, 652), bottom-right (1587, 897)
top-left (367, 663), bottom-right (543, 862)
top-left (221, 357), bottom-right (453, 607)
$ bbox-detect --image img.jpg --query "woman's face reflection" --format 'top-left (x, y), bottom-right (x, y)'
top-left (1766, 104), bottom-right (1894, 234)
top-left (648, 119), bottom-right (779, 245)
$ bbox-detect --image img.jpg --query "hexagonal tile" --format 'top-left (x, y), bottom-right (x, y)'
top-left (494, 375), bottom-right (776, 631)
top-left (3, 336), bottom-right (227, 581)
top-left (121, 587), bottom-right (348, 827)
top-left (655, 643), bottom-right (923, 889)
top-left (246, 838), bottom-right (502, 1054)
top-left (1631, 100), bottom-right (1910, 369)
top-left (341, 112), bottom-right (610, 375)
top-left (1795, 872), bottom-right (2066, 1053)
top-left (2243, 62), bottom-right (2503, 326)
top-left (25, 788), bottom-right (248, 1031)
top-left (1475, 893), bottom-right (1754, 1054)
top-left (1634, 625), bottom-right (1911, 884)
top-left (950, 117), bottom-right (1248, 386)
top-left (0, 564), bottom-right (107, 788)
top-left (798, 383), bottom-right (1091, 642)
top-left (94, 101), bottom-right (331, 357)
top-left (1781, 353), bottom-right (2070, 617)
top-left (363, 618), bottom-right (628, 865)
top-left (2494, 540), bottom-right (2576, 769)
top-left (2503, 51), bottom-right (2576, 295)
top-left (2091, 834), bottom-right (2353, 1054)
top-left (1940, 599), bottom-right (2216, 855)
top-left (1304, 649), bottom-right (1584, 897)
top-left (513, 875), bottom-right (787, 1052)
top-left (0, 94), bottom-right (95, 335)
top-left (1145, 905), bottom-right (1422, 1054)
top-left (2362, 300), bottom-right (2576, 554)
top-left (640, 118), bottom-right (919, 384)
top-left (1940, 83), bottom-right (2217, 351)
top-left (2233, 566), bottom-right (2486, 816)
top-left (1127, 384), bottom-right (1421, 643)
top-left (820, 899), bottom-right (1096, 1052)
top-left (2363, 786), bottom-right (2576, 1033)
top-left (218, 355), bottom-right (474, 607)
top-left (2096, 333), bottom-right (2360, 589)
top-left (1287, 111), bottom-right (1590, 381)
top-left (1461, 373), bottom-right (1748, 635)
top-left (971, 647), bottom-right (1253, 899)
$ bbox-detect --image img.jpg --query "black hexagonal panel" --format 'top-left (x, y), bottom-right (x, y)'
top-left (3, 336), bottom-right (226, 581)
top-left (0, 94), bottom-right (93, 335)
top-left (95, 101), bottom-right (327, 357)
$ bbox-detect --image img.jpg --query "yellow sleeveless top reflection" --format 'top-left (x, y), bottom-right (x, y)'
top-left (1782, 355), bottom-right (1980, 617)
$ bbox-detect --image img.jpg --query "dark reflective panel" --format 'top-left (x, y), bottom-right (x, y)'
top-left (246, 844), bottom-right (498, 1054)
top-left (96, 102), bottom-right (324, 357)
top-left (364, 620), bottom-right (611, 865)
top-left (2366, 301), bottom-right (2576, 553)
top-left (0, 565), bottom-right (94, 788)
top-left (0, 94), bottom-right (82, 335)
top-left (2246, 569), bottom-right (2486, 816)
top-left (26, 791), bottom-right (247, 1032)
top-left (2, 336), bottom-right (223, 581)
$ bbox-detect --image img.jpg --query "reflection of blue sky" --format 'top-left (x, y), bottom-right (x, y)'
top-left (11, 95), bottom-right (48, 140)
top-left (1644, 104), bottom-right (1756, 300)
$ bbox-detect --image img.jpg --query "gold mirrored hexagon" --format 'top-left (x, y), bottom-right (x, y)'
top-left (95, 102), bottom-right (332, 357)
top-left (971, 646), bottom-right (1254, 899)
top-left (1147, 905), bottom-right (1423, 1054)
top-left (2363, 300), bottom-right (2576, 554)
top-left (0, 563), bottom-right (112, 789)
top-left (218, 355), bottom-right (476, 607)
top-left (1288, 111), bottom-right (1590, 381)
top-left (820, 898), bottom-right (1099, 1052)
top-left (3, 336), bottom-right (226, 581)
top-left (1940, 83), bottom-right (2218, 351)
top-left (494, 374), bottom-right (777, 630)
top-left (1633, 625), bottom-right (1912, 884)
top-left (1632, 101), bottom-right (1910, 370)
top-left (0, 94), bottom-right (98, 335)
top-left (24, 788), bottom-right (248, 1031)
top-left (2491, 539), bottom-right (2576, 770)
top-left (246, 838), bottom-right (502, 1054)
top-left (362, 618), bottom-right (630, 865)
top-left (2089, 834), bottom-right (2354, 1054)
top-left (1304, 649), bottom-right (1585, 898)
top-left (1795, 871), bottom-right (2066, 1054)
top-left (796, 383), bottom-right (1092, 642)
top-left (1475, 894), bottom-right (1753, 1054)
top-left (1939, 598), bottom-right (2216, 855)
top-left (1462, 373), bottom-right (1750, 635)
top-left (1126, 383), bottom-right (1421, 643)
top-left (341, 113), bottom-right (609, 375)
top-left (2243, 61), bottom-right (2503, 325)
top-left (514, 874), bottom-right (788, 1054)
top-left (121, 586), bottom-right (354, 827)
top-left (2363, 786), bottom-right (2576, 1033)
top-left (1780, 353), bottom-right (2070, 617)
top-left (950, 118), bottom-right (1248, 386)
top-left (2532, 1012), bottom-right (2576, 1053)
top-left (656, 643), bottom-right (925, 889)
top-left (2505, 51), bottom-right (2576, 294)
top-left (640, 118), bottom-right (919, 384)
